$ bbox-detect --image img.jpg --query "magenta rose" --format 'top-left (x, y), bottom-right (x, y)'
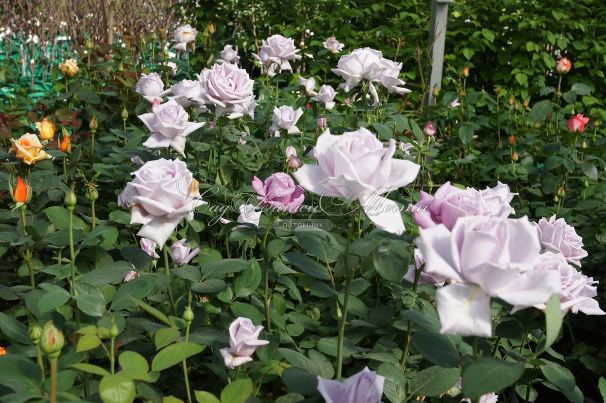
top-left (252, 173), bottom-right (304, 213)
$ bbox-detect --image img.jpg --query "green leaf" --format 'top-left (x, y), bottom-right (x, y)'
top-left (541, 294), bottom-right (563, 353)
top-left (220, 378), bottom-right (253, 403)
top-left (462, 358), bottom-right (524, 398)
top-left (234, 261), bottom-right (262, 298)
top-left (71, 363), bottom-right (110, 377)
top-left (230, 302), bottom-right (263, 325)
top-left (44, 206), bottom-right (87, 231)
top-left (34, 284), bottom-right (71, 315)
top-left (377, 362), bottom-right (407, 403)
top-left (111, 275), bottom-right (157, 310)
top-left (598, 377), bottom-right (606, 402)
top-left (132, 297), bottom-right (175, 328)
top-left (99, 374), bottom-right (136, 403)
top-left (151, 342), bottom-right (205, 372)
top-left (409, 366), bottom-right (460, 396)
top-left (458, 123), bottom-right (474, 145)
top-left (283, 251), bottom-right (331, 280)
top-left (571, 83), bottom-right (592, 96)
top-left (0, 355), bottom-right (42, 391)
top-left (412, 331), bottom-right (460, 368)
top-left (80, 261), bottom-right (135, 285)
top-left (581, 162), bottom-right (598, 181)
top-left (541, 361), bottom-right (581, 402)
top-left (201, 259), bottom-right (251, 278)
top-left (373, 241), bottom-right (409, 283)
top-left (81, 226), bottom-right (118, 248)
top-left (530, 100), bottom-right (553, 122)
top-left (462, 48), bottom-right (474, 60)
top-left (194, 391), bottom-right (221, 403)
top-left (281, 367), bottom-right (318, 396)
top-left (119, 351), bottom-right (149, 380)
top-left (191, 279), bottom-right (226, 293)
top-left (74, 282), bottom-right (106, 317)
top-left (77, 334), bottom-right (101, 352)
top-left (155, 327), bottom-right (181, 350)
top-left (294, 227), bottom-right (343, 263)
top-left (0, 312), bottom-right (30, 344)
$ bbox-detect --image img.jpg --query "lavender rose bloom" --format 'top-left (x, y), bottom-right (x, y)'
top-left (174, 24), bottom-right (198, 51)
top-left (135, 72), bottom-right (167, 103)
top-left (323, 36), bottom-right (345, 53)
top-left (140, 238), bottom-right (160, 259)
top-left (417, 216), bottom-right (561, 336)
top-left (408, 182), bottom-right (515, 230)
top-left (312, 85), bottom-right (337, 110)
top-left (298, 76), bottom-right (317, 96)
top-left (536, 215), bottom-right (588, 266)
top-left (270, 106), bottom-right (303, 135)
top-left (118, 159), bottom-right (204, 248)
top-left (378, 58), bottom-right (411, 95)
top-left (404, 249), bottom-right (447, 286)
top-left (219, 44), bottom-right (240, 64)
top-left (197, 63), bottom-right (256, 119)
top-left (294, 128), bottom-right (419, 235)
top-left (512, 252), bottom-right (604, 315)
top-left (252, 173), bottom-right (304, 213)
top-left (168, 79), bottom-right (205, 109)
top-left (254, 34), bottom-right (301, 76)
top-left (138, 99), bottom-right (205, 156)
top-left (237, 204), bottom-right (262, 227)
top-left (220, 317), bottom-right (269, 369)
top-left (170, 239), bottom-right (200, 265)
top-left (317, 367), bottom-right (384, 403)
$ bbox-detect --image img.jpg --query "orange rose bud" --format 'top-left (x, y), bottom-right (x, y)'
top-left (556, 57), bottom-right (572, 75)
top-left (511, 151), bottom-right (519, 161)
top-left (523, 98), bottom-right (529, 109)
top-left (508, 134), bottom-right (516, 145)
top-left (207, 22), bottom-right (215, 34)
top-left (462, 66), bottom-right (469, 77)
top-left (0, 346), bottom-right (6, 356)
top-left (12, 176), bottom-right (30, 204)
top-left (35, 118), bottom-right (56, 141)
top-left (59, 134), bottom-right (71, 153)
top-left (508, 95), bottom-right (515, 106)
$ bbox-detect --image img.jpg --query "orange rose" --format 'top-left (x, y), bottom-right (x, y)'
top-left (35, 117), bottom-right (56, 141)
top-left (59, 134), bottom-right (71, 153)
top-left (0, 346), bottom-right (6, 356)
top-left (12, 176), bottom-right (31, 204)
top-left (59, 58), bottom-right (79, 78)
top-left (10, 133), bottom-right (51, 165)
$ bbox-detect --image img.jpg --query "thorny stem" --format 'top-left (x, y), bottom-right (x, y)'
top-left (163, 246), bottom-right (177, 316)
top-left (336, 222), bottom-right (356, 379)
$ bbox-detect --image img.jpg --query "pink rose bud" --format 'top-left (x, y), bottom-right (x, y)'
top-left (423, 121), bottom-right (436, 137)
top-left (566, 114), bottom-right (589, 133)
top-left (140, 238), bottom-right (160, 259)
top-left (170, 239), bottom-right (200, 265)
top-left (316, 116), bottom-right (327, 129)
top-left (252, 173), bottom-right (304, 213)
top-left (219, 317), bottom-right (269, 369)
top-left (285, 146), bottom-right (297, 159)
top-left (123, 270), bottom-right (140, 282)
top-left (556, 57), bottom-right (572, 74)
top-left (287, 156), bottom-right (301, 169)
top-left (209, 121), bottom-right (217, 129)
top-left (317, 367), bottom-right (385, 403)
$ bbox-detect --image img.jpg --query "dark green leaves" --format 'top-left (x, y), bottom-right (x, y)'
top-left (462, 358), bottom-right (524, 398)
top-left (411, 331), bottom-right (460, 367)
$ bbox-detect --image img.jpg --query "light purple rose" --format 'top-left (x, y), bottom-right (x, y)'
top-left (378, 58), bottom-right (411, 95)
top-left (312, 85), bottom-right (337, 110)
top-left (123, 270), bottom-right (140, 283)
top-left (135, 72), bottom-right (167, 103)
top-left (512, 252), bottom-right (604, 315)
top-left (197, 63), bottom-right (256, 119)
top-left (417, 216), bottom-right (561, 336)
top-left (323, 36), bottom-right (345, 53)
top-left (332, 47), bottom-right (383, 93)
top-left (220, 317), bottom-right (269, 369)
top-left (399, 142), bottom-right (413, 155)
top-left (536, 215), bottom-right (588, 266)
top-left (140, 238), bottom-right (160, 259)
top-left (285, 146), bottom-right (297, 159)
top-left (294, 128), bottom-right (419, 235)
top-left (168, 79), bottom-right (205, 108)
top-left (237, 204), bottom-right (262, 227)
top-left (170, 239), bottom-right (200, 265)
top-left (408, 182), bottom-right (515, 230)
top-left (270, 106), bottom-right (303, 135)
top-left (118, 159), bottom-right (205, 248)
top-left (252, 173), bottom-right (305, 213)
top-left (138, 99), bottom-right (205, 156)
top-left (253, 34), bottom-right (302, 76)
top-left (174, 24), bottom-right (198, 51)
top-left (317, 367), bottom-right (384, 403)
top-left (404, 248), bottom-right (447, 286)
top-left (219, 44), bottom-right (240, 64)
top-left (298, 76), bottom-right (317, 96)
top-left (461, 392), bottom-right (498, 403)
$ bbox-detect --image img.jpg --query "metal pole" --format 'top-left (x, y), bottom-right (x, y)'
top-left (428, 0), bottom-right (452, 106)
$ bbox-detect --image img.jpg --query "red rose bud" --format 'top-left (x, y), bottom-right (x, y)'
top-left (40, 321), bottom-right (64, 358)
top-left (556, 57), bottom-right (572, 75)
top-left (508, 134), bottom-right (516, 146)
top-left (566, 114), bottom-right (589, 133)
top-left (12, 176), bottom-right (31, 204)
top-left (305, 102), bottom-right (311, 110)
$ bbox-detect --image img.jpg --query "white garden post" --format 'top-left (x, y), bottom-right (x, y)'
top-left (428, 0), bottom-right (453, 106)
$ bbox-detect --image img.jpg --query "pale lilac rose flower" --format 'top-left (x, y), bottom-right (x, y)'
top-left (131, 156), bottom-right (145, 166)
top-left (254, 34), bottom-right (302, 76)
top-left (123, 270), bottom-right (141, 283)
top-left (512, 252), bottom-right (604, 315)
top-left (197, 63), bottom-right (256, 119)
top-left (404, 249), bottom-right (448, 286)
top-left (118, 159), bottom-right (205, 248)
top-left (237, 204), bottom-right (262, 227)
top-left (270, 106), bottom-right (304, 135)
top-left (399, 142), bottom-right (413, 155)
top-left (378, 58), bottom-right (411, 95)
top-left (219, 44), bottom-right (240, 64)
top-left (449, 98), bottom-right (461, 108)
top-left (168, 79), bottom-right (205, 108)
top-left (294, 128), bottom-right (419, 235)
top-left (316, 116), bottom-right (327, 129)
top-left (461, 392), bottom-right (498, 403)
top-left (408, 182), bottom-right (515, 230)
top-left (170, 239), bottom-right (200, 265)
top-left (323, 36), bottom-right (345, 53)
top-left (220, 317), bottom-right (269, 369)
top-left (135, 72), bottom-right (168, 103)
top-left (312, 85), bottom-right (337, 110)
top-left (252, 173), bottom-right (305, 213)
top-left (140, 238), bottom-right (160, 259)
top-left (285, 146), bottom-right (297, 159)
top-left (174, 24), bottom-right (198, 51)
top-left (417, 216), bottom-right (561, 336)
top-left (138, 99), bottom-right (205, 156)
top-left (317, 367), bottom-right (384, 403)
top-left (299, 77), bottom-right (317, 96)
top-left (536, 215), bottom-right (588, 266)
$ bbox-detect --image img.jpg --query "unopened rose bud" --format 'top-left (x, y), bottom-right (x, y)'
top-left (554, 195), bottom-right (560, 203)
top-left (85, 184), bottom-right (98, 201)
top-left (287, 156), bottom-right (301, 169)
top-left (183, 306), bottom-right (194, 324)
top-left (511, 151), bottom-right (519, 161)
top-left (29, 325), bottom-right (42, 345)
top-left (583, 179), bottom-right (589, 188)
top-left (497, 140), bottom-right (503, 149)
top-left (59, 133), bottom-right (71, 154)
top-left (89, 116), bottom-right (98, 131)
top-left (462, 66), bottom-right (469, 77)
top-left (432, 85), bottom-right (440, 97)
top-left (508, 95), bottom-right (515, 106)
top-left (556, 57), bottom-right (572, 75)
top-left (423, 121), bottom-right (436, 137)
top-left (40, 321), bottom-right (64, 358)
top-left (64, 187), bottom-right (77, 211)
top-left (316, 116), bottom-right (327, 129)
top-left (523, 98), bottom-right (529, 109)
top-left (495, 86), bottom-right (501, 95)
top-left (121, 107), bottom-right (128, 122)
top-left (86, 39), bottom-right (94, 50)
top-left (508, 134), bottom-right (516, 146)
top-left (582, 140), bottom-right (588, 149)
top-left (12, 176), bottom-right (31, 205)
top-left (207, 22), bottom-right (215, 34)
top-left (557, 186), bottom-right (566, 198)
top-left (514, 102), bottom-right (520, 111)
top-left (109, 323), bottom-right (119, 338)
